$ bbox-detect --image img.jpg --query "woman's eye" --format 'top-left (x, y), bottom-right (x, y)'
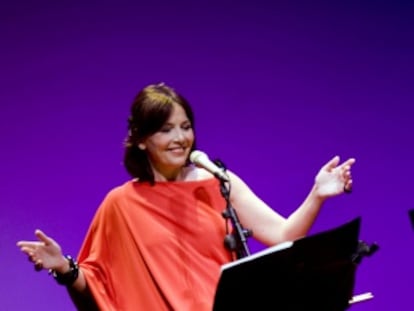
top-left (159, 127), bottom-right (171, 133)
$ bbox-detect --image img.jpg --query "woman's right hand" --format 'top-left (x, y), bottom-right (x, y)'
top-left (16, 230), bottom-right (68, 273)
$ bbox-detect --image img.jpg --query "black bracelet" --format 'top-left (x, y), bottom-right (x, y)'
top-left (50, 255), bottom-right (79, 286)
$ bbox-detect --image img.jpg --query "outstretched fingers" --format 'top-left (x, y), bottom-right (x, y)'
top-left (323, 155), bottom-right (340, 171)
top-left (16, 229), bottom-right (52, 272)
top-left (17, 243), bottom-right (45, 271)
top-left (17, 241), bottom-right (43, 253)
top-left (339, 158), bottom-right (356, 193)
top-left (341, 157), bottom-right (356, 168)
top-left (34, 229), bottom-right (53, 246)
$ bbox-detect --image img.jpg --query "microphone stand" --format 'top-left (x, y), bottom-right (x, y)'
top-left (213, 159), bottom-right (252, 260)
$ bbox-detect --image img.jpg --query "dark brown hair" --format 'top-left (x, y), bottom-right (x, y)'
top-left (123, 83), bottom-right (196, 183)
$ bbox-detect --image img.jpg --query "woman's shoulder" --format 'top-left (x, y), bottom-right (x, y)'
top-left (101, 180), bottom-right (132, 201)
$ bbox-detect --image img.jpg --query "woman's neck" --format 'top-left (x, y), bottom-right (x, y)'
top-left (152, 166), bottom-right (189, 182)
top-left (151, 165), bottom-right (212, 182)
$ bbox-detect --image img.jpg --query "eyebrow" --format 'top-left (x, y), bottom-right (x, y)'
top-left (163, 119), bottom-right (191, 126)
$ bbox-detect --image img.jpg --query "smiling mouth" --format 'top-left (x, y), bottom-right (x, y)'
top-left (168, 147), bottom-right (187, 153)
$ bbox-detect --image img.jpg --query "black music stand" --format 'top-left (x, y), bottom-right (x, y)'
top-left (213, 217), bottom-right (369, 311)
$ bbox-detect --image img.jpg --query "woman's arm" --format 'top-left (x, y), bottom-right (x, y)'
top-left (16, 230), bottom-right (98, 310)
top-left (228, 155), bottom-right (355, 246)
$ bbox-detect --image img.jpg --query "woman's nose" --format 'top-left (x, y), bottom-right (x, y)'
top-left (172, 128), bottom-right (185, 141)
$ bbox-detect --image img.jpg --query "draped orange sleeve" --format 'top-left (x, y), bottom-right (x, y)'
top-left (77, 178), bottom-right (232, 311)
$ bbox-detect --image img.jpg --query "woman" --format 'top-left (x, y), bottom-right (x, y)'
top-left (17, 83), bottom-right (355, 310)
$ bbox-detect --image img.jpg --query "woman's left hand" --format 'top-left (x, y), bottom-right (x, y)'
top-left (314, 155), bottom-right (356, 198)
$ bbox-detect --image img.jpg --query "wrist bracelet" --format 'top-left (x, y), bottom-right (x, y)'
top-left (50, 255), bottom-right (79, 286)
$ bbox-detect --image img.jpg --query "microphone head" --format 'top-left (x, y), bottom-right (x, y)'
top-left (189, 150), bottom-right (208, 165)
top-left (189, 150), bottom-right (229, 182)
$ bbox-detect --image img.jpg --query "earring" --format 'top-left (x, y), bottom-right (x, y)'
top-left (138, 143), bottom-right (146, 150)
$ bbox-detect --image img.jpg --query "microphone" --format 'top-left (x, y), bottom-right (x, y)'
top-left (189, 150), bottom-right (229, 182)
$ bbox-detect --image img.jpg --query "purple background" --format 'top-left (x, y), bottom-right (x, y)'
top-left (2, 1), bottom-right (413, 310)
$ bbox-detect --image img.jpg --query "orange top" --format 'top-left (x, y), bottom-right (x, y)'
top-left (77, 178), bottom-right (232, 311)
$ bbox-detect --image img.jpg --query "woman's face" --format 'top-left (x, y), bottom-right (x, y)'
top-left (140, 102), bottom-right (194, 180)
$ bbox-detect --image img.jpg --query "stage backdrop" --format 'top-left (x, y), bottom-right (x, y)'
top-left (1, 1), bottom-right (413, 310)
